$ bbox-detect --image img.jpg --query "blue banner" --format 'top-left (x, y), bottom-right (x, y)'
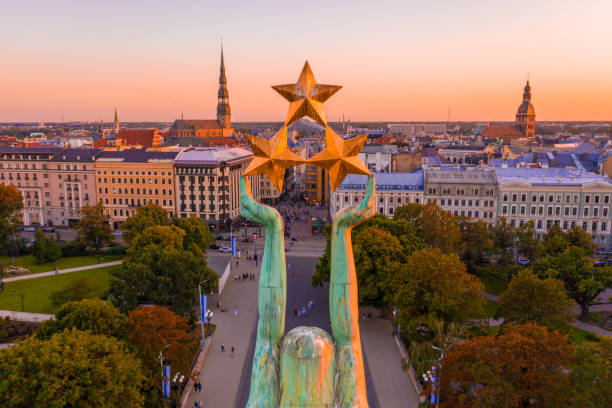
top-left (201, 295), bottom-right (207, 323)
top-left (163, 365), bottom-right (170, 378)
top-left (231, 236), bottom-right (237, 256)
top-left (163, 379), bottom-right (171, 398)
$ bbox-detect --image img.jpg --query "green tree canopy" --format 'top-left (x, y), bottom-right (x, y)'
top-left (107, 225), bottom-right (218, 316)
top-left (0, 184), bottom-right (23, 255)
top-left (0, 329), bottom-right (145, 407)
top-left (541, 224), bottom-right (570, 256)
top-left (393, 202), bottom-right (460, 252)
top-left (533, 246), bottom-right (612, 319)
top-left (456, 218), bottom-right (493, 271)
top-left (38, 298), bottom-right (128, 340)
top-left (49, 276), bottom-right (97, 309)
top-left (121, 203), bottom-right (169, 244)
top-left (31, 228), bottom-right (62, 266)
top-left (394, 248), bottom-right (486, 330)
top-left (515, 220), bottom-right (542, 260)
top-left (491, 216), bottom-right (515, 251)
top-left (76, 203), bottom-right (112, 253)
top-left (173, 215), bottom-right (215, 252)
top-left (499, 268), bottom-right (573, 330)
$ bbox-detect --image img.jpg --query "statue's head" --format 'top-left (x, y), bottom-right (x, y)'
top-left (279, 326), bottom-right (336, 407)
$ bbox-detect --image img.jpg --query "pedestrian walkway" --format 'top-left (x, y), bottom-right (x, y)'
top-left (2, 260), bottom-right (122, 282)
top-left (359, 310), bottom-right (419, 408)
top-left (186, 257), bottom-right (260, 408)
top-left (0, 309), bottom-right (53, 322)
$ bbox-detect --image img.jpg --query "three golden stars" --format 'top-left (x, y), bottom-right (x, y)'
top-left (244, 61), bottom-right (370, 192)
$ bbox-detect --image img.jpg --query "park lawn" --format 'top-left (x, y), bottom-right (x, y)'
top-left (0, 265), bottom-right (119, 314)
top-left (485, 299), bottom-right (500, 317)
top-left (568, 326), bottom-right (601, 345)
top-left (0, 254), bottom-right (120, 274)
top-left (481, 276), bottom-right (509, 296)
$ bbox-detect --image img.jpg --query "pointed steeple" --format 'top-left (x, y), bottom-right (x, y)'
top-left (217, 39), bottom-right (231, 130)
top-left (113, 108), bottom-right (120, 133)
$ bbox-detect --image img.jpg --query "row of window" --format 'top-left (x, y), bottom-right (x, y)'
top-left (429, 187), bottom-right (496, 196)
top-left (98, 177), bottom-right (172, 185)
top-left (502, 205), bottom-right (610, 218)
top-left (503, 192), bottom-right (610, 204)
top-left (439, 199), bottom-right (495, 207)
top-left (100, 197), bottom-right (173, 207)
top-left (179, 176), bottom-right (229, 183)
top-left (509, 219), bottom-right (608, 233)
top-left (180, 194), bottom-right (230, 201)
top-left (98, 187), bottom-right (173, 196)
top-left (98, 170), bottom-right (169, 176)
top-left (0, 163), bottom-right (89, 171)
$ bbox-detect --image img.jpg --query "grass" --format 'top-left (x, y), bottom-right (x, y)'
top-left (481, 276), bottom-right (509, 296)
top-left (0, 265), bottom-right (119, 314)
top-left (485, 299), bottom-right (501, 317)
top-left (0, 254), bottom-right (120, 275)
top-left (568, 326), bottom-right (601, 345)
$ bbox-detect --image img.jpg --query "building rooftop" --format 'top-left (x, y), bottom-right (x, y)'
top-left (0, 146), bottom-right (63, 155)
top-left (51, 148), bottom-right (102, 162)
top-left (116, 128), bottom-right (160, 147)
top-left (338, 169), bottom-right (424, 191)
top-left (174, 147), bottom-right (252, 165)
top-left (425, 167), bottom-right (497, 184)
top-left (495, 167), bottom-right (612, 187)
top-left (96, 148), bottom-right (179, 163)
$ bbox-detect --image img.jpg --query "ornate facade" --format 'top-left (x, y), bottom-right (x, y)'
top-left (516, 80), bottom-right (536, 137)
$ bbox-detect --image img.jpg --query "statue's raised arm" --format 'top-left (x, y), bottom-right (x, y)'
top-left (330, 175), bottom-right (375, 408)
top-left (240, 176), bottom-right (286, 408)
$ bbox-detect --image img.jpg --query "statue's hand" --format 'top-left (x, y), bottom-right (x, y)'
top-left (334, 175), bottom-right (375, 230)
top-left (240, 176), bottom-right (282, 228)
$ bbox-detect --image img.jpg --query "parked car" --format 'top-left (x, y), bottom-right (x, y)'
top-left (209, 243), bottom-right (220, 250)
top-left (219, 246), bottom-right (231, 253)
top-left (23, 226), bottom-right (36, 232)
top-left (241, 237), bottom-right (252, 243)
top-left (41, 226), bottom-right (55, 233)
top-left (597, 249), bottom-right (612, 256)
top-left (112, 231), bottom-right (122, 236)
top-left (215, 235), bottom-right (223, 241)
top-left (517, 257), bottom-right (530, 266)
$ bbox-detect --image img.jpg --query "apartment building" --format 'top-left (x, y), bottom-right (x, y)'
top-left (331, 171), bottom-right (424, 218)
top-left (304, 165), bottom-right (330, 205)
top-left (495, 167), bottom-right (612, 247)
top-left (173, 147), bottom-right (256, 228)
top-left (0, 146), bottom-right (62, 226)
top-left (424, 166), bottom-right (498, 225)
top-left (95, 149), bottom-right (179, 230)
top-left (46, 149), bottom-right (99, 226)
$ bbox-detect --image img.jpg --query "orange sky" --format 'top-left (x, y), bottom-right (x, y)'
top-left (2, 0), bottom-right (611, 122)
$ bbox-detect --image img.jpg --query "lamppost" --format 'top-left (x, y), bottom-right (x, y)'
top-left (432, 345), bottom-right (444, 407)
top-left (198, 280), bottom-right (209, 342)
top-left (10, 292), bottom-right (25, 311)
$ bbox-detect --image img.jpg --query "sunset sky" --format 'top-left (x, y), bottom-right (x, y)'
top-left (2, 0), bottom-right (611, 122)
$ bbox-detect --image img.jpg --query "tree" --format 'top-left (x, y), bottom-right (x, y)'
top-left (127, 306), bottom-right (199, 389)
top-left (440, 323), bottom-right (573, 408)
top-left (31, 229), bottom-right (62, 267)
top-left (0, 184), bottom-right (23, 256)
top-left (516, 220), bottom-right (541, 260)
top-left (541, 224), bottom-right (569, 256)
top-left (457, 218), bottom-right (493, 271)
top-left (37, 298), bottom-right (127, 340)
top-left (0, 328), bottom-right (145, 407)
top-left (534, 246), bottom-right (612, 319)
top-left (566, 225), bottom-right (595, 256)
top-left (173, 215), bottom-right (214, 252)
top-left (121, 203), bottom-right (169, 244)
top-left (76, 203), bottom-right (112, 255)
top-left (491, 217), bottom-right (515, 251)
top-left (498, 269), bottom-right (573, 330)
top-left (570, 339), bottom-right (612, 408)
top-left (394, 248), bottom-right (486, 330)
top-left (49, 276), bottom-right (96, 308)
top-left (107, 225), bottom-right (218, 316)
top-left (394, 202), bottom-right (460, 252)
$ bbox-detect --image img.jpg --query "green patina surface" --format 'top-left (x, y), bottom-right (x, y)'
top-left (241, 175), bottom-right (374, 407)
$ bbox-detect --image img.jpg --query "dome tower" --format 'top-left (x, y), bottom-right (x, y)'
top-left (515, 79), bottom-right (535, 137)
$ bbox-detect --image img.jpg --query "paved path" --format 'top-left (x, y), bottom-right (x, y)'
top-left (485, 292), bottom-right (611, 336)
top-left (2, 260), bottom-right (122, 282)
top-left (359, 309), bottom-right (419, 408)
top-left (0, 310), bottom-right (54, 322)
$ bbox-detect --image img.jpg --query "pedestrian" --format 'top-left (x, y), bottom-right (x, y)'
top-left (301, 306), bottom-right (306, 315)
top-left (231, 346), bottom-right (235, 357)
top-left (362, 313), bottom-right (366, 322)
top-left (293, 307), bottom-right (298, 316)
top-left (297, 308), bottom-right (302, 317)
top-left (233, 307), bottom-right (238, 317)
top-left (221, 344), bottom-right (225, 352)
top-left (194, 401), bottom-right (198, 408)
top-left (216, 301), bottom-right (220, 309)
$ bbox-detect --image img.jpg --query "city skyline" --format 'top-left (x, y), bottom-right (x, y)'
top-left (2, 0), bottom-right (612, 122)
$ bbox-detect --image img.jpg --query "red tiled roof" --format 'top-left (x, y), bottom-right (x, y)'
top-left (482, 125), bottom-right (524, 143)
top-left (117, 128), bottom-right (161, 147)
top-left (93, 138), bottom-right (107, 149)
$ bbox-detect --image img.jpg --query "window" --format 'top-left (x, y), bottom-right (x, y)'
top-left (503, 194), bottom-right (508, 202)
top-left (565, 195), bottom-right (571, 203)
top-left (547, 207), bottom-right (553, 216)
top-left (594, 208), bottom-right (599, 217)
top-left (605, 195), bottom-right (610, 204)
top-left (602, 222), bottom-right (607, 232)
top-left (511, 206), bottom-right (516, 215)
top-left (548, 195), bottom-right (553, 203)
top-left (595, 195), bottom-right (600, 204)
top-left (532, 195), bottom-right (537, 202)
top-left (604, 208), bottom-right (609, 217)
top-left (502, 205), bottom-right (508, 215)
top-left (555, 207), bottom-right (560, 216)
top-left (585, 195), bottom-right (591, 204)
top-left (531, 207), bottom-right (536, 215)
top-left (584, 208), bottom-right (589, 217)
top-left (512, 194), bottom-right (517, 202)
top-left (520, 206), bottom-right (526, 215)
top-left (537, 220), bottom-right (543, 229)
top-left (521, 194), bottom-right (526, 202)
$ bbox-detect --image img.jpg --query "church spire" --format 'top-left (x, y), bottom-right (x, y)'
top-left (113, 108), bottom-right (120, 133)
top-left (217, 39), bottom-right (231, 130)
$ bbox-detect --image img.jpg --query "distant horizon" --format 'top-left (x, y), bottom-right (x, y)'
top-left (2, 1), bottom-right (612, 122)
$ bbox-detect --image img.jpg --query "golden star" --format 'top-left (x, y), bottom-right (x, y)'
top-left (308, 127), bottom-right (370, 192)
top-left (272, 61), bottom-right (342, 127)
top-left (244, 126), bottom-right (305, 192)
